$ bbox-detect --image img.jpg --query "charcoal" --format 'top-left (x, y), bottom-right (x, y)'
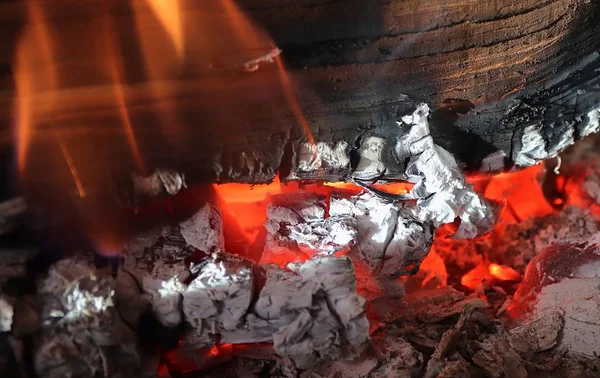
top-left (131, 168), bottom-right (187, 198)
top-left (508, 312), bottom-right (564, 356)
top-left (370, 336), bottom-right (423, 378)
top-left (183, 254), bottom-right (254, 346)
top-left (34, 330), bottom-right (104, 378)
top-left (263, 194), bottom-right (357, 261)
top-left (257, 256), bottom-right (368, 368)
top-left (353, 136), bottom-right (387, 181)
top-left (179, 203), bottom-right (224, 253)
top-left (37, 254), bottom-right (119, 346)
top-left (289, 141), bottom-right (351, 179)
top-left (471, 329), bottom-right (528, 378)
top-left (395, 104), bottom-right (496, 238)
top-left (331, 193), bottom-right (433, 278)
top-left (121, 226), bottom-right (195, 327)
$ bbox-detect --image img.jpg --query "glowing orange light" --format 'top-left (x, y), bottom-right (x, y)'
top-left (146, 0), bottom-right (185, 59)
top-left (482, 164), bottom-right (554, 223)
top-left (460, 262), bottom-right (490, 291)
top-left (103, 14), bottom-right (144, 172)
top-left (57, 136), bottom-right (86, 198)
top-left (488, 263), bottom-right (521, 282)
top-left (418, 246), bottom-right (448, 288)
top-left (14, 1), bottom-right (57, 174)
top-left (275, 56), bottom-right (316, 145)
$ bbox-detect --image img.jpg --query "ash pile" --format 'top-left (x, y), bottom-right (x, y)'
top-left (2, 108), bottom-right (600, 378)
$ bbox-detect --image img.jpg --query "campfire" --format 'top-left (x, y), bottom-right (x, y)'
top-left (2, 0), bottom-right (600, 377)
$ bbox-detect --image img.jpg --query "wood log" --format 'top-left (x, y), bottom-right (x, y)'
top-left (0, 0), bottom-right (598, 204)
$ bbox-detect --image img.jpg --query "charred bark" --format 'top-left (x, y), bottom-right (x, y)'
top-left (0, 0), bottom-right (598, 203)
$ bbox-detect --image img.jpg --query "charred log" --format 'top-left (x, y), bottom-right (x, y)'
top-left (0, 0), bottom-right (596, 204)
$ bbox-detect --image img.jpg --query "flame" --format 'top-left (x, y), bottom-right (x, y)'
top-left (103, 13), bottom-right (144, 172)
top-left (488, 263), bottom-right (521, 281)
top-left (418, 246), bottom-right (448, 288)
top-left (14, 1), bottom-right (57, 174)
top-left (146, 0), bottom-right (185, 60)
top-left (275, 56), bottom-right (315, 145)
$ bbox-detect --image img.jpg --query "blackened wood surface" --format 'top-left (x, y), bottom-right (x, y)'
top-left (0, 0), bottom-right (598, 204)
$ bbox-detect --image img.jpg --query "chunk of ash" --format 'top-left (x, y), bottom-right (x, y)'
top-left (179, 203), bottom-right (224, 253)
top-left (511, 237), bottom-right (600, 359)
top-left (263, 194), bottom-right (357, 261)
top-left (121, 226), bottom-right (195, 328)
top-left (331, 193), bottom-right (433, 278)
top-left (253, 256), bottom-right (368, 368)
top-left (38, 254), bottom-right (118, 345)
top-left (291, 141), bottom-right (352, 179)
top-left (183, 254), bottom-right (254, 346)
top-left (35, 254), bottom-right (141, 378)
top-left (396, 104), bottom-right (496, 238)
top-left (435, 206), bottom-right (599, 274)
top-left (131, 168), bottom-right (187, 199)
top-left (173, 254), bottom-right (368, 369)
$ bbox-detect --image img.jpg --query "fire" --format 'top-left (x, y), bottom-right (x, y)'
top-left (488, 263), bottom-right (521, 282)
top-left (213, 163), bottom-right (570, 294)
top-left (14, 0), bottom-right (57, 174)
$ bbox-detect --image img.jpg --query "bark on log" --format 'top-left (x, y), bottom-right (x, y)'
top-left (0, 0), bottom-right (598, 203)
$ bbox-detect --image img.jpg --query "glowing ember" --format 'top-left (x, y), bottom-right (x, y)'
top-left (488, 263), bottom-right (521, 282)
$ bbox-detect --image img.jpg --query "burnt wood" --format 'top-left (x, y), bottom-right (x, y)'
top-left (0, 0), bottom-right (598, 204)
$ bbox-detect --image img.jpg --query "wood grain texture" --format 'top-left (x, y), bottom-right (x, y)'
top-left (0, 0), bottom-right (597, 204)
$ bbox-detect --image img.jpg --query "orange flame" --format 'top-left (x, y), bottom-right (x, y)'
top-left (146, 0), bottom-right (185, 60)
top-left (488, 263), bottom-right (521, 282)
top-left (275, 56), bottom-right (316, 145)
top-left (14, 1), bottom-right (57, 174)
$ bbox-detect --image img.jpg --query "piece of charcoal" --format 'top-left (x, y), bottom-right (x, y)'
top-left (396, 104), bottom-right (496, 238)
top-left (179, 203), bottom-right (224, 253)
top-left (37, 254), bottom-right (119, 346)
top-left (182, 253), bottom-right (254, 347)
top-left (34, 330), bottom-right (104, 378)
top-left (255, 256), bottom-right (368, 368)
top-left (288, 141), bottom-right (351, 180)
top-left (263, 194), bottom-right (355, 262)
top-left (121, 226), bottom-right (194, 327)
top-left (331, 193), bottom-right (433, 278)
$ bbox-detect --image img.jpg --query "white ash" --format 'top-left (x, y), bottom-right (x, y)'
top-left (532, 278), bottom-right (600, 359)
top-left (515, 123), bottom-right (575, 166)
top-left (254, 256), bottom-right (368, 368)
top-left (121, 227), bottom-right (195, 327)
top-left (242, 47), bottom-right (281, 72)
top-left (580, 107), bottom-right (600, 138)
top-left (179, 204), bottom-right (224, 253)
top-left (294, 141), bottom-right (351, 175)
top-left (183, 254), bottom-right (254, 347)
top-left (354, 136), bottom-right (387, 181)
top-left (37, 254), bottom-right (118, 346)
top-left (395, 104), bottom-right (496, 238)
top-left (0, 295), bottom-right (13, 332)
top-left (132, 168), bottom-right (187, 197)
top-left (264, 194), bottom-right (357, 258)
top-left (331, 193), bottom-right (433, 278)
top-left (480, 150), bottom-right (507, 172)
